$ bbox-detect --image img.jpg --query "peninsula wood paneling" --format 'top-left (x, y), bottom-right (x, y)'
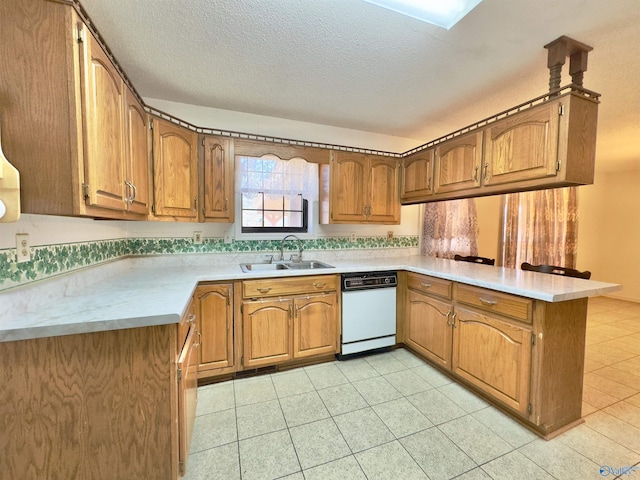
top-left (0, 325), bottom-right (177, 480)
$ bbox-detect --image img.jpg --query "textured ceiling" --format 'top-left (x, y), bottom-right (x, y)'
top-left (79, 0), bottom-right (640, 172)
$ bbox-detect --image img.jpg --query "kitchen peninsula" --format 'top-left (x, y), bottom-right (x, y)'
top-left (0, 254), bottom-right (621, 479)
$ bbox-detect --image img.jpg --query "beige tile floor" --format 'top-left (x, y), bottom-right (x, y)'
top-left (184, 296), bottom-right (640, 480)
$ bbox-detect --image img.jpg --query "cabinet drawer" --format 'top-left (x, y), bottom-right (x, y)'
top-left (407, 272), bottom-right (452, 299)
top-left (243, 274), bottom-right (338, 298)
top-left (456, 284), bottom-right (532, 323)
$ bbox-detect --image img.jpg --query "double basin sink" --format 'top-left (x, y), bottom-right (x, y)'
top-left (240, 260), bottom-right (334, 273)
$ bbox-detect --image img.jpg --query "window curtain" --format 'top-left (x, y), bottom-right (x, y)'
top-left (502, 187), bottom-right (578, 269)
top-left (421, 199), bottom-right (479, 258)
top-left (237, 155), bottom-right (318, 201)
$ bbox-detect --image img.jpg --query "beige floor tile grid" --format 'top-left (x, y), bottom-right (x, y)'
top-left (184, 297), bottom-right (640, 480)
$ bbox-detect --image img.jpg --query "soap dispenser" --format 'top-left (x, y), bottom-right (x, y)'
top-left (0, 117), bottom-right (21, 223)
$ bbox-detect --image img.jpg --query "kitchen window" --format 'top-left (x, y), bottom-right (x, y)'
top-left (236, 155), bottom-right (318, 235)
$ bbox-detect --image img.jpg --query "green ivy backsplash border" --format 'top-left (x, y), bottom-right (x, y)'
top-left (0, 235), bottom-right (418, 291)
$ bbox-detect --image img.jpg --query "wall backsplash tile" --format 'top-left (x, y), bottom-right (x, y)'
top-left (0, 235), bottom-right (418, 291)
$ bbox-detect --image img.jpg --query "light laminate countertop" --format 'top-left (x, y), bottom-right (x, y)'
top-left (0, 255), bottom-right (621, 343)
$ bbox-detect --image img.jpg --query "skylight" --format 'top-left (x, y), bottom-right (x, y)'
top-left (362, 0), bottom-right (483, 30)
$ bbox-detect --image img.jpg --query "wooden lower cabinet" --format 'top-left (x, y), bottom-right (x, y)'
top-left (242, 299), bottom-right (293, 368)
top-left (293, 293), bottom-right (339, 359)
top-left (451, 306), bottom-right (532, 415)
top-left (241, 275), bottom-right (340, 369)
top-left (195, 283), bottom-right (234, 378)
top-left (405, 289), bottom-right (453, 369)
top-left (0, 319), bottom-right (197, 480)
top-left (403, 272), bottom-right (586, 438)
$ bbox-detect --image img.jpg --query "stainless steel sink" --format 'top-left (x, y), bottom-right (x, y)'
top-left (240, 263), bottom-right (290, 272)
top-left (285, 260), bottom-right (334, 270)
top-left (240, 260), bottom-right (334, 273)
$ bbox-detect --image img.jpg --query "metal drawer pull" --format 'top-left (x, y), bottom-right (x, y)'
top-left (479, 297), bottom-right (498, 306)
top-left (445, 310), bottom-right (452, 326)
top-left (451, 312), bottom-right (457, 327)
top-left (257, 287), bottom-right (272, 294)
top-left (195, 331), bottom-right (202, 347)
top-left (420, 283), bottom-right (432, 288)
top-left (312, 282), bottom-right (326, 288)
top-left (187, 313), bottom-right (196, 324)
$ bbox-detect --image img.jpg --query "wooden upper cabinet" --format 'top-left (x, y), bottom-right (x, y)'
top-left (434, 131), bottom-right (483, 194)
top-left (124, 88), bottom-right (151, 214)
top-left (79, 27), bottom-right (127, 212)
top-left (484, 101), bottom-right (560, 186)
top-left (400, 149), bottom-right (434, 203)
top-left (330, 151), bottom-right (369, 223)
top-left (329, 151), bottom-right (400, 224)
top-left (152, 118), bottom-right (198, 219)
top-left (369, 157), bottom-right (400, 223)
top-left (202, 136), bottom-right (234, 222)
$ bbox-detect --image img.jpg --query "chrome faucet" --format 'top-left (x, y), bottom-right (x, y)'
top-left (280, 234), bottom-right (303, 262)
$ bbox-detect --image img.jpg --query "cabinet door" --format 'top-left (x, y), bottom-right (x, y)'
top-left (196, 284), bottom-right (234, 376)
top-left (124, 87), bottom-right (150, 214)
top-left (152, 118), bottom-right (198, 218)
top-left (330, 152), bottom-right (368, 223)
top-left (405, 290), bottom-right (453, 369)
top-left (368, 157), bottom-right (400, 223)
top-left (293, 293), bottom-right (339, 359)
top-left (401, 149), bottom-right (434, 202)
top-left (242, 299), bottom-right (292, 368)
top-left (177, 325), bottom-right (198, 477)
top-left (202, 136), bottom-right (234, 222)
top-left (451, 306), bottom-right (532, 415)
top-left (434, 131), bottom-right (483, 194)
top-left (484, 101), bottom-right (560, 186)
top-left (80, 29), bottom-right (127, 211)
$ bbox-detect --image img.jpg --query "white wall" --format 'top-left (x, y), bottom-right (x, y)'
top-left (578, 167), bottom-right (640, 301)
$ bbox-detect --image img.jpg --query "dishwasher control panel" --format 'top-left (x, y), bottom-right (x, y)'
top-left (341, 271), bottom-right (397, 291)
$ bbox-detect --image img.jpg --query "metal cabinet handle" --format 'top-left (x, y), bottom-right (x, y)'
top-left (124, 180), bottom-right (133, 204)
top-left (473, 165), bottom-right (479, 182)
top-left (312, 282), bottom-right (326, 289)
top-left (195, 331), bottom-right (202, 347)
top-left (224, 198), bottom-right (228, 212)
top-left (451, 312), bottom-right (457, 328)
top-left (479, 297), bottom-right (498, 306)
top-left (193, 196), bottom-right (198, 211)
top-left (445, 310), bottom-right (452, 326)
top-left (187, 313), bottom-right (196, 324)
top-left (257, 287), bottom-right (272, 294)
top-left (420, 282), bottom-right (432, 288)
top-left (484, 162), bottom-right (490, 182)
top-left (130, 182), bottom-right (137, 202)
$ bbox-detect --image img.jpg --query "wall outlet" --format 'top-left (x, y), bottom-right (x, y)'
top-left (349, 232), bottom-right (357, 242)
top-left (224, 231), bottom-right (233, 244)
top-left (16, 233), bottom-right (30, 263)
top-left (193, 231), bottom-right (203, 244)
top-left (387, 231), bottom-right (394, 241)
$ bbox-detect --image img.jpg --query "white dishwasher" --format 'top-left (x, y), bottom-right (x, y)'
top-left (340, 271), bottom-right (397, 357)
